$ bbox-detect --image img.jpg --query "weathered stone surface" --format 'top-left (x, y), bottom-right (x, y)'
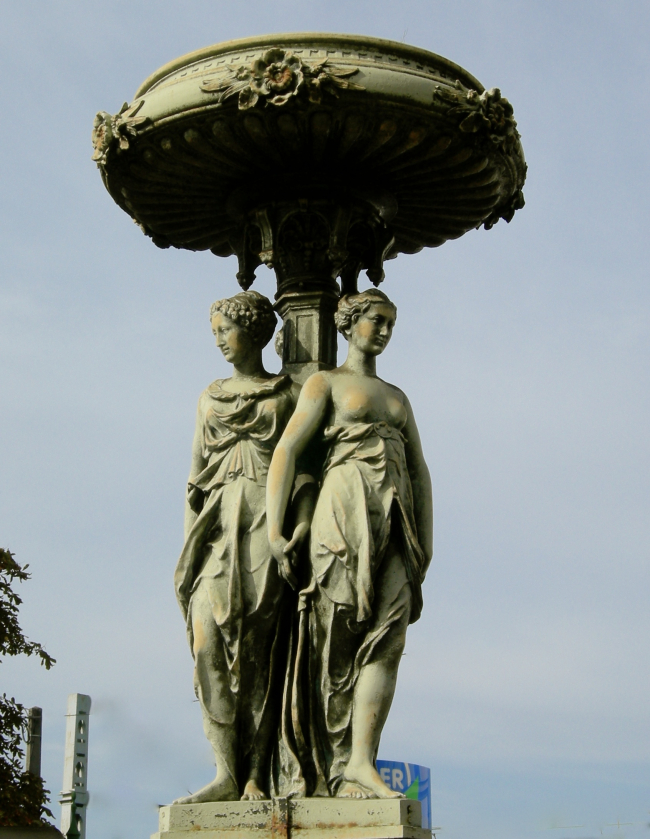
top-left (153, 799), bottom-right (429, 839)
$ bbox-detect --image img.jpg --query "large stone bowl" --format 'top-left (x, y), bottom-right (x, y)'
top-left (92, 32), bottom-right (526, 264)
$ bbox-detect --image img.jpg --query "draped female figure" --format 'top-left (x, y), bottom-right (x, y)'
top-left (174, 291), bottom-right (310, 803)
top-left (267, 289), bottom-right (433, 799)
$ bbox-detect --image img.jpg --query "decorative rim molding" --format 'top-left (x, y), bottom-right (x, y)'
top-left (134, 32), bottom-right (484, 98)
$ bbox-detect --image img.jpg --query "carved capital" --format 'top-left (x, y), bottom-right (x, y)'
top-left (229, 196), bottom-right (395, 297)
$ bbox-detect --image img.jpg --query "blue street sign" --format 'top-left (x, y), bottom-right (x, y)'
top-left (376, 760), bottom-right (431, 829)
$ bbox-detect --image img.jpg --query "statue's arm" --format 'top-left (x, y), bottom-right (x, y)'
top-left (266, 373), bottom-right (330, 585)
top-left (288, 378), bottom-right (319, 545)
top-left (286, 472), bottom-right (318, 550)
top-left (402, 393), bottom-right (434, 575)
top-left (183, 397), bottom-right (207, 541)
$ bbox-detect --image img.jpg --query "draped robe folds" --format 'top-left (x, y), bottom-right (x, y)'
top-left (174, 375), bottom-right (295, 791)
top-left (293, 421), bottom-right (427, 795)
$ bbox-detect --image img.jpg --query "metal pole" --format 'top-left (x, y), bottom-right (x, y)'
top-left (25, 706), bottom-right (43, 777)
top-left (59, 694), bottom-right (91, 839)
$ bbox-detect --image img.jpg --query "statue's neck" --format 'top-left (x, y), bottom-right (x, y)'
top-left (341, 344), bottom-right (377, 377)
top-left (231, 352), bottom-right (269, 380)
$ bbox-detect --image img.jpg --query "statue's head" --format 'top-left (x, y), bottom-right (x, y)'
top-left (334, 288), bottom-right (397, 355)
top-left (209, 290), bottom-right (277, 363)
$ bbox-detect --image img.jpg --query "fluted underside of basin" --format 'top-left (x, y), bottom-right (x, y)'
top-left (105, 101), bottom-right (514, 257)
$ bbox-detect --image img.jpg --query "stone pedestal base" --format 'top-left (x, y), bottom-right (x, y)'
top-left (153, 799), bottom-right (429, 839)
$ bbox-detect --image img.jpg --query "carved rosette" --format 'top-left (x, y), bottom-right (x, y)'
top-left (200, 48), bottom-right (365, 109)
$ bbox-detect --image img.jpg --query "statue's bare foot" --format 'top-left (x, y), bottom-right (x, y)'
top-left (338, 781), bottom-right (371, 799)
top-left (342, 763), bottom-right (404, 799)
top-left (241, 779), bottom-right (267, 801)
top-left (173, 775), bottom-right (239, 804)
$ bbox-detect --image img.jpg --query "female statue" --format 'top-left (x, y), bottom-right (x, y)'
top-left (174, 290), bottom-right (312, 803)
top-left (266, 288), bottom-right (433, 799)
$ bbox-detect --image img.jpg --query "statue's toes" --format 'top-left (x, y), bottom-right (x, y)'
top-left (338, 782), bottom-right (369, 799)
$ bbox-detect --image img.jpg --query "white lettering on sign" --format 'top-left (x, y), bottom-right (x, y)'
top-left (380, 767), bottom-right (391, 784)
top-left (392, 768), bottom-right (404, 789)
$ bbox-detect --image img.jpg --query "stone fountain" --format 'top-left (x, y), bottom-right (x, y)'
top-left (92, 32), bottom-right (525, 839)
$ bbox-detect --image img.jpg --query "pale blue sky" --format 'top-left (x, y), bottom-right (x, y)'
top-left (1, 3), bottom-right (649, 839)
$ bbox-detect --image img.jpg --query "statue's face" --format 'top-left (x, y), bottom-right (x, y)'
top-left (348, 303), bottom-right (396, 356)
top-left (211, 312), bottom-right (251, 364)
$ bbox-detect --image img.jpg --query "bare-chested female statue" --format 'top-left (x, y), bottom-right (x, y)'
top-left (266, 288), bottom-right (433, 799)
top-left (174, 291), bottom-right (312, 803)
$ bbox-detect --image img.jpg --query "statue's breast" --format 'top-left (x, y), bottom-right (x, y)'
top-left (334, 379), bottom-right (407, 430)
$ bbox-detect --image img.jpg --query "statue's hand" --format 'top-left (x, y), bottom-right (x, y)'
top-left (269, 535), bottom-right (298, 590)
top-left (286, 521), bottom-right (309, 553)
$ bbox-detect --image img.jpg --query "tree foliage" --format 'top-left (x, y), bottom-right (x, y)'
top-left (0, 548), bottom-right (55, 827)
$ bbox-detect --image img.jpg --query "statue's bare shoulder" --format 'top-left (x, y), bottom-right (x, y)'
top-left (300, 370), bottom-right (334, 401)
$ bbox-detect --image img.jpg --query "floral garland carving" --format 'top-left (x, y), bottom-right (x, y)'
top-left (200, 48), bottom-right (365, 110)
top-left (91, 100), bottom-right (150, 166)
top-left (433, 81), bottom-right (525, 228)
top-left (433, 81), bottom-right (520, 154)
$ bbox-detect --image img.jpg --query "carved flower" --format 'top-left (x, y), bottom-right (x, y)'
top-left (304, 58), bottom-right (365, 104)
top-left (114, 101), bottom-right (150, 149)
top-left (457, 88), bottom-right (517, 150)
top-left (238, 49), bottom-right (305, 108)
top-left (256, 49), bottom-right (304, 106)
top-left (480, 88), bottom-right (517, 147)
top-left (201, 49), bottom-right (364, 110)
top-left (91, 101), bottom-right (150, 165)
top-left (91, 112), bottom-right (114, 165)
top-left (266, 62), bottom-right (294, 91)
top-left (433, 83), bottom-right (519, 153)
top-left (237, 86), bottom-right (259, 109)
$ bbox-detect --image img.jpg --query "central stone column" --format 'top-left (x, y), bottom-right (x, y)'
top-left (275, 287), bottom-right (338, 380)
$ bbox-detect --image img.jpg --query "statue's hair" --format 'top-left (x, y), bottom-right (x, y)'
top-left (334, 288), bottom-right (397, 336)
top-left (209, 290), bottom-right (277, 348)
